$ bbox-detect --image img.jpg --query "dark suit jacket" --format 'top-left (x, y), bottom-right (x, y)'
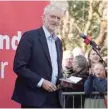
top-left (12, 27), bottom-right (63, 107)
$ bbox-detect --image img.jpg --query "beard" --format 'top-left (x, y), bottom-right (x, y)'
top-left (48, 25), bottom-right (58, 34)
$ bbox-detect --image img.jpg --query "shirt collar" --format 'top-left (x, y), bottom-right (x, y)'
top-left (42, 25), bottom-right (57, 40)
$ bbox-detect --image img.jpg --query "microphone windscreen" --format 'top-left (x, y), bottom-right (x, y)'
top-left (84, 36), bottom-right (92, 45)
top-left (80, 33), bottom-right (87, 39)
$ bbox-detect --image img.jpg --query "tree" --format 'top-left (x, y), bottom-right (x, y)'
top-left (51, 0), bottom-right (107, 56)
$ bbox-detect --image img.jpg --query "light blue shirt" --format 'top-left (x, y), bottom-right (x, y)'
top-left (37, 26), bottom-right (58, 87)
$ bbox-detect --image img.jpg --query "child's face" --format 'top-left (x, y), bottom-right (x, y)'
top-left (93, 63), bottom-right (106, 78)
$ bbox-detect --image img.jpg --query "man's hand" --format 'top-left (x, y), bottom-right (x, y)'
top-left (42, 80), bottom-right (57, 92)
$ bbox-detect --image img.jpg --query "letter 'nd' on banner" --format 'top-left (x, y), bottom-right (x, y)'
top-left (0, 1), bottom-right (49, 108)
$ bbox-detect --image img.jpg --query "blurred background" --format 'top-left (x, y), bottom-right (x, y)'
top-left (51, 0), bottom-right (108, 57)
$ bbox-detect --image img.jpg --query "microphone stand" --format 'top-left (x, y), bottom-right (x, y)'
top-left (92, 46), bottom-right (107, 66)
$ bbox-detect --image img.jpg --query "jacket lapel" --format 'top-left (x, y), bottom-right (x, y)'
top-left (55, 39), bottom-right (61, 75)
top-left (38, 27), bottom-right (52, 67)
top-left (55, 40), bottom-right (60, 64)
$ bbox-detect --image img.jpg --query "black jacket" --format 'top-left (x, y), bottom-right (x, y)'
top-left (11, 27), bottom-right (63, 107)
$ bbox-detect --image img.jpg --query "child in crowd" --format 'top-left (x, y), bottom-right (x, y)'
top-left (84, 62), bottom-right (107, 108)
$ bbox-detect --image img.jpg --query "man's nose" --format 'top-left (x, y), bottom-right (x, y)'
top-left (55, 17), bottom-right (60, 22)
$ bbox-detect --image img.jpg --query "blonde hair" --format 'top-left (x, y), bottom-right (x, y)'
top-left (93, 62), bottom-right (106, 77)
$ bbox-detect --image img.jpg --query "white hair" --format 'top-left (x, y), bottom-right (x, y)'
top-left (43, 4), bottom-right (65, 16)
top-left (63, 50), bottom-right (73, 60)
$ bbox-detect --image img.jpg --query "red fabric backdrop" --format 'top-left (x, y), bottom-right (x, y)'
top-left (0, 1), bottom-right (49, 108)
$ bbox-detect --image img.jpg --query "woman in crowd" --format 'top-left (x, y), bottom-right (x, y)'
top-left (88, 49), bottom-right (102, 66)
top-left (88, 49), bottom-right (103, 74)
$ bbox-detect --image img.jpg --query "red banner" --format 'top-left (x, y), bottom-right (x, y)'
top-left (0, 1), bottom-right (49, 108)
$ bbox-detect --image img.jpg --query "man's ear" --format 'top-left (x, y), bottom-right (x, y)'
top-left (42, 14), bottom-right (45, 22)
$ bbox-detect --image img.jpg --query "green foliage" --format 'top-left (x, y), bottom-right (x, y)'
top-left (68, 0), bottom-right (89, 31)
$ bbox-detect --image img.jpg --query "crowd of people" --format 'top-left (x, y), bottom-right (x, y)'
top-left (62, 48), bottom-right (107, 108)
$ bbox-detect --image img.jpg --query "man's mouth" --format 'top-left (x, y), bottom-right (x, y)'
top-left (51, 24), bottom-right (58, 27)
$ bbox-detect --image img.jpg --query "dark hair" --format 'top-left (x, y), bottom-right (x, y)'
top-left (88, 49), bottom-right (103, 68)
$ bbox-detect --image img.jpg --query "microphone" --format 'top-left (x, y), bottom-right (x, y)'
top-left (80, 33), bottom-right (100, 50)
